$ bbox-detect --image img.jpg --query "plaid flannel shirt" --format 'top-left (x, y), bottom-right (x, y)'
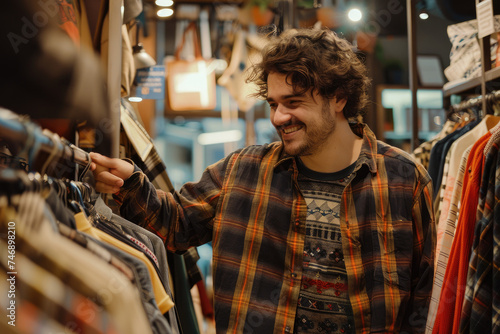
top-left (114, 124), bottom-right (435, 333)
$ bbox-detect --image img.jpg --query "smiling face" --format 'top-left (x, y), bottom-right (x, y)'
top-left (267, 72), bottom-right (341, 158)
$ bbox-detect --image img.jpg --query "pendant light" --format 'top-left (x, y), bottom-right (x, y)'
top-left (132, 20), bottom-right (156, 69)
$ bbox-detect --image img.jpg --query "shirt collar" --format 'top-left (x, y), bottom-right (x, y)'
top-left (274, 123), bottom-right (379, 175)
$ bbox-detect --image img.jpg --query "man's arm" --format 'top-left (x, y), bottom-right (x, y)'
top-left (401, 176), bottom-right (436, 333)
top-left (90, 152), bottom-right (225, 251)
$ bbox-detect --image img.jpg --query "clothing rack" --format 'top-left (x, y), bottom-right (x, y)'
top-left (0, 110), bottom-right (90, 178)
top-left (447, 89), bottom-right (500, 117)
top-left (0, 169), bottom-right (93, 205)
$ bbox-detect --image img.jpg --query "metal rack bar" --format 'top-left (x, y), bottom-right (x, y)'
top-left (0, 114), bottom-right (90, 169)
top-left (448, 89), bottom-right (500, 115)
top-left (407, 0), bottom-right (419, 151)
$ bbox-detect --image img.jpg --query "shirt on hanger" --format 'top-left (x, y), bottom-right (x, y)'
top-left (458, 134), bottom-right (500, 333)
top-left (432, 131), bottom-right (491, 334)
top-left (436, 116), bottom-right (500, 231)
top-left (0, 239), bottom-right (118, 334)
top-left (2, 192), bottom-right (153, 334)
top-left (74, 211), bottom-right (175, 314)
top-left (434, 117), bottom-right (495, 259)
top-left (93, 196), bottom-right (182, 334)
top-left (426, 145), bottom-right (472, 334)
top-left (428, 118), bottom-right (480, 198)
top-left (412, 119), bottom-right (457, 169)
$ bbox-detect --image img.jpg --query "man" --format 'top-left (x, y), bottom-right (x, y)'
top-left (91, 28), bottom-right (435, 333)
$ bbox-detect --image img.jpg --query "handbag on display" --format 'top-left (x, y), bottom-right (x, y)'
top-left (166, 21), bottom-right (217, 111)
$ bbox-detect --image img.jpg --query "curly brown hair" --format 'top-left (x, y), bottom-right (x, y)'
top-left (247, 28), bottom-right (371, 119)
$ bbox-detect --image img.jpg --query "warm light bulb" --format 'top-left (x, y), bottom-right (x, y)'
top-left (157, 8), bottom-right (174, 17)
top-left (348, 8), bottom-right (362, 22)
top-left (155, 0), bottom-right (173, 7)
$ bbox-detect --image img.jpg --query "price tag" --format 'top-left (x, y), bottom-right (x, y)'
top-left (476, 0), bottom-right (495, 39)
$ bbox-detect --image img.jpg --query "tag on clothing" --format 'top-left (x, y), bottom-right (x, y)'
top-left (120, 105), bottom-right (153, 161)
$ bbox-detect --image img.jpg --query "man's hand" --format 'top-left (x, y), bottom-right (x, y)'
top-left (89, 152), bottom-right (135, 194)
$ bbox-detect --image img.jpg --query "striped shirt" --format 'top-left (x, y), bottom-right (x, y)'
top-left (114, 124), bottom-right (436, 333)
top-left (426, 145), bottom-right (472, 333)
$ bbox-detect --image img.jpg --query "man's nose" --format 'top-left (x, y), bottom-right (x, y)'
top-left (272, 105), bottom-right (292, 125)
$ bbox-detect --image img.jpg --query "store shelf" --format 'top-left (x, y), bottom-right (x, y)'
top-left (443, 66), bottom-right (500, 97)
top-left (485, 66), bottom-right (500, 82)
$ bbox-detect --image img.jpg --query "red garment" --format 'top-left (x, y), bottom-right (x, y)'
top-left (432, 132), bottom-right (491, 334)
top-left (196, 280), bottom-right (214, 319)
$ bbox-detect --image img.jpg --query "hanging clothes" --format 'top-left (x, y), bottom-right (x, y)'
top-left (458, 131), bottom-right (500, 333)
top-left (0, 111), bottom-right (186, 334)
top-left (119, 98), bottom-right (202, 334)
top-left (413, 119), bottom-right (458, 170)
top-left (94, 197), bottom-right (182, 334)
top-left (428, 116), bottom-right (480, 198)
top-left (434, 116), bottom-right (500, 250)
top-left (74, 202), bottom-right (175, 315)
top-left (0, 191), bottom-right (153, 334)
top-left (432, 130), bottom-right (493, 334)
top-left (422, 93), bottom-right (500, 333)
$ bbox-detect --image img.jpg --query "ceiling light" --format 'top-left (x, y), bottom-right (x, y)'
top-left (348, 8), bottom-right (362, 22)
top-left (417, 0), bottom-right (429, 20)
top-left (157, 8), bottom-right (174, 18)
top-left (419, 10), bottom-right (429, 20)
top-left (155, 0), bottom-right (173, 7)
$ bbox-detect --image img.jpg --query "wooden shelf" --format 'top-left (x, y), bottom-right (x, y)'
top-left (443, 66), bottom-right (500, 97)
top-left (485, 66), bottom-right (500, 82)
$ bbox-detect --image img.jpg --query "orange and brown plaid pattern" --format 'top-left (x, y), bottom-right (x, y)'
top-left (115, 124), bottom-right (436, 333)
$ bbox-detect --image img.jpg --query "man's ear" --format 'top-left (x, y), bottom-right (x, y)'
top-left (333, 97), bottom-right (347, 114)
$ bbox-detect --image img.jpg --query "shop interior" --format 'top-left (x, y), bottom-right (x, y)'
top-left (1, 0), bottom-right (500, 333)
top-left (140, 0), bottom-right (463, 186)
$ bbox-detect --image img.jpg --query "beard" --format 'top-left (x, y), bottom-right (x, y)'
top-left (279, 101), bottom-right (337, 157)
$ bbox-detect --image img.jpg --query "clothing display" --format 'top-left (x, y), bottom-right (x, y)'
top-left (443, 16), bottom-right (500, 87)
top-left (1, 192), bottom-right (153, 334)
top-left (415, 98), bottom-right (500, 333)
top-left (433, 132), bottom-right (491, 334)
top-left (412, 120), bottom-right (458, 170)
top-left (119, 98), bottom-right (204, 334)
top-left (458, 130), bottom-right (500, 333)
top-left (0, 112), bottom-right (184, 334)
top-left (112, 123), bottom-right (435, 333)
top-left (427, 117), bottom-right (479, 198)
